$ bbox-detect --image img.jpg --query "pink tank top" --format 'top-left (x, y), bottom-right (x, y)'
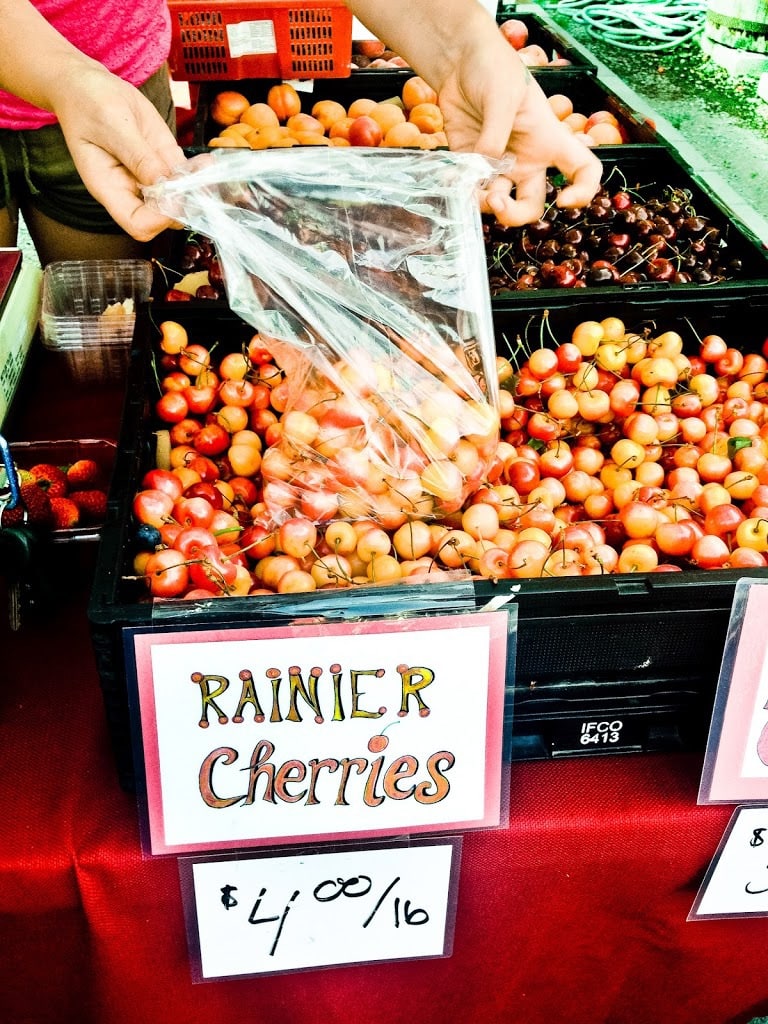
top-left (0, 0), bottom-right (171, 130)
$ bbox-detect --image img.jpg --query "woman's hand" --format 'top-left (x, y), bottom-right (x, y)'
top-left (0, 0), bottom-right (186, 240)
top-left (346, 0), bottom-right (603, 226)
top-left (437, 35), bottom-right (603, 226)
top-left (53, 64), bottom-right (186, 240)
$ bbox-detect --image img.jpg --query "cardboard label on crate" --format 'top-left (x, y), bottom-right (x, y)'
top-left (700, 579), bottom-right (768, 804)
top-left (689, 805), bottom-right (768, 920)
top-left (180, 836), bottom-right (461, 979)
top-left (227, 20), bottom-right (278, 58)
top-left (127, 610), bottom-right (509, 856)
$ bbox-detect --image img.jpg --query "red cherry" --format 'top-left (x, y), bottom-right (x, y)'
top-left (144, 549), bottom-right (189, 597)
top-left (193, 423), bottom-right (230, 457)
top-left (184, 481), bottom-right (224, 509)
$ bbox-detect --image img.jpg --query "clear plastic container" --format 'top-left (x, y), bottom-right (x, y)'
top-left (39, 259), bottom-right (153, 383)
top-left (3, 437), bottom-right (117, 542)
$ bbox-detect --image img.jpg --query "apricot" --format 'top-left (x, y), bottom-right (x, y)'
top-left (328, 116), bottom-right (355, 141)
top-left (548, 94), bottom-right (574, 120)
top-left (286, 112), bottom-right (325, 136)
top-left (587, 122), bottom-right (624, 146)
top-left (563, 111), bottom-right (589, 133)
top-left (382, 121), bottom-right (421, 148)
top-left (369, 101), bottom-right (406, 134)
top-left (240, 103), bottom-right (279, 130)
top-left (209, 90), bottom-right (250, 126)
top-left (267, 82), bottom-right (301, 121)
top-left (408, 102), bottom-right (444, 134)
top-left (347, 97), bottom-right (377, 118)
top-left (401, 75), bottom-right (437, 110)
top-left (311, 98), bottom-right (347, 131)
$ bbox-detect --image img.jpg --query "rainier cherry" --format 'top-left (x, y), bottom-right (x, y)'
top-left (136, 313), bottom-right (768, 600)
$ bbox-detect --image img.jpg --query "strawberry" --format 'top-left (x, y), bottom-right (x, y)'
top-left (29, 462), bottom-right (68, 498)
top-left (1, 481), bottom-right (53, 527)
top-left (49, 496), bottom-right (81, 530)
top-left (23, 481), bottom-right (53, 524)
top-left (0, 501), bottom-right (27, 528)
top-left (66, 459), bottom-right (101, 488)
top-left (68, 488), bottom-right (108, 522)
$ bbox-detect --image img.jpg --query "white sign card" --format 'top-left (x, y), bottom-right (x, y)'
top-left (689, 805), bottom-right (768, 920)
top-left (699, 579), bottom-right (768, 804)
top-left (126, 610), bottom-right (509, 855)
top-left (180, 837), bottom-right (461, 979)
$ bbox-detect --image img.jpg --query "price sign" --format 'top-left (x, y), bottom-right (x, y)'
top-left (690, 805), bottom-right (768, 920)
top-left (699, 579), bottom-right (768, 804)
top-left (181, 837), bottom-right (461, 979)
top-left (126, 610), bottom-right (509, 855)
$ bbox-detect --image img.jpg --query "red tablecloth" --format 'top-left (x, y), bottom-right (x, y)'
top-left (2, 576), bottom-right (767, 1024)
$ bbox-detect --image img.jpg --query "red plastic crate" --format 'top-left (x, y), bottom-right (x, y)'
top-left (167, 0), bottom-right (352, 80)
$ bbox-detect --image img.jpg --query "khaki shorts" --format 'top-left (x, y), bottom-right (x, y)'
top-left (0, 64), bottom-right (176, 234)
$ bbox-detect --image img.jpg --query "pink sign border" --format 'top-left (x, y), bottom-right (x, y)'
top-left (129, 610), bottom-right (509, 855)
top-left (700, 580), bottom-right (768, 804)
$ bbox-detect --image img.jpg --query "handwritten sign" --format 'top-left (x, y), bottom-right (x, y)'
top-left (127, 610), bottom-right (509, 855)
top-left (690, 805), bottom-right (768, 919)
top-left (699, 579), bottom-right (768, 804)
top-left (181, 837), bottom-right (461, 978)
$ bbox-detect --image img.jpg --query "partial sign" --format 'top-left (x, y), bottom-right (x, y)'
top-left (699, 579), bottom-right (768, 804)
top-left (690, 805), bottom-right (768, 920)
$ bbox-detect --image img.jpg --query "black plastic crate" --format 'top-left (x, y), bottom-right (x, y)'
top-left (153, 141), bottom-right (768, 317)
top-left (89, 291), bottom-right (768, 788)
top-left (191, 68), bottom-right (653, 149)
top-left (476, 288), bottom-right (768, 757)
top-left (486, 145), bottom-right (768, 300)
top-left (474, 568), bottom-right (745, 760)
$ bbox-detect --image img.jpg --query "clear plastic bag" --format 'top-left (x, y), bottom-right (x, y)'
top-left (147, 148), bottom-right (501, 523)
